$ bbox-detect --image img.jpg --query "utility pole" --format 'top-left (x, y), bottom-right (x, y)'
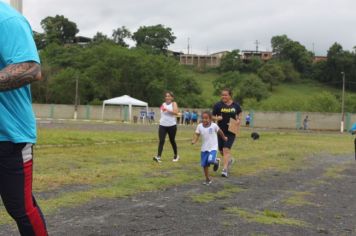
top-left (10, 0), bottom-right (23, 13)
top-left (341, 72), bottom-right (345, 133)
top-left (74, 76), bottom-right (79, 120)
top-left (255, 40), bottom-right (260, 52)
top-left (187, 38), bottom-right (190, 54)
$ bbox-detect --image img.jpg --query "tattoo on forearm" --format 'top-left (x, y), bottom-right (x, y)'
top-left (0, 62), bottom-right (41, 91)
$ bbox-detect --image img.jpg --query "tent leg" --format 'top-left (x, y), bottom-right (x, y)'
top-left (101, 104), bottom-right (105, 120)
top-left (129, 104), bottom-right (132, 123)
top-left (146, 106), bottom-right (149, 125)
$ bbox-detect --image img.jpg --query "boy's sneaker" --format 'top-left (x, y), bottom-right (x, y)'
top-left (213, 158), bottom-right (220, 172)
top-left (221, 169), bottom-right (228, 178)
top-left (203, 179), bottom-right (212, 185)
top-left (172, 155), bottom-right (180, 162)
top-left (153, 156), bottom-right (162, 163)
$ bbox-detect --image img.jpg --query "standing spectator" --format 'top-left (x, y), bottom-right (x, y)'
top-left (191, 111), bottom-right (198, 125)
top-left (180, 110), bottom-right (185, 125)
top-left (245, 113), bottom-right (251, 127)
top-left (303, 115), bottom-right (310, 130)
top-left (140, 109), bottom-right (147, 123)
top-left (0, 2), bottom-right (48, 235)
top-left (184, 110), bottom-right (191, 125)
top-left (148, 109), bottom-right (155, 124)
top-left (213, 88), bottom-right (242, 178)
top-left (153, 91), bottom-right (180, 162)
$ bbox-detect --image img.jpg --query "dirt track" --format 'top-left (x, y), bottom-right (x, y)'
top-left (1, 152), bottom-right (355, 236)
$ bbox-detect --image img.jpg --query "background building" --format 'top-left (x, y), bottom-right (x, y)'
top-left (241, 50), bottom-right (273, 61)
top-left (179, 51), bottom-right (229, 68)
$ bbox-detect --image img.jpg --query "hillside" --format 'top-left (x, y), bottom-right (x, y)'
top-left (187, 70), bottom-right (355, 112)
top-left (183, 69), bottom-right (220, 107)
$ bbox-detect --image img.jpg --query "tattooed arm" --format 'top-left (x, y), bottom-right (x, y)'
top-left (0, 62), bottom-right (42, 91)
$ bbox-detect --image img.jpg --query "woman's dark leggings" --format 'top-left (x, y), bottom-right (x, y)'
top-left (157, 125), bottom-right (177, 157)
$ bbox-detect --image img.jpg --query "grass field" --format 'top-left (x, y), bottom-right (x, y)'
top-left (0, 125), bottom-right (353, 226)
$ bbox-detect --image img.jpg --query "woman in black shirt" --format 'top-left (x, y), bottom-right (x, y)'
top-left (213, 88), bottom-right (242, 177)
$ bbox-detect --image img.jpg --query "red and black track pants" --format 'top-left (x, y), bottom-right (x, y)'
top-left (0, 142), bottom-right (48, 236)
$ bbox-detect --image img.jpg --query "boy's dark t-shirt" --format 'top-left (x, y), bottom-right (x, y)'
top-left (213, 101), bottom-right (242, 134)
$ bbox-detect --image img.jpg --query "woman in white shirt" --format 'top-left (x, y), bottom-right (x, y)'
top-left (153, 91), bottom-right (180, 162)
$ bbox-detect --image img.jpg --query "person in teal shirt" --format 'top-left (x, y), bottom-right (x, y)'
top-left (0, 1), bottom-right (48, 235)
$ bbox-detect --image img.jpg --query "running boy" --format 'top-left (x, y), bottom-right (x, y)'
top-left (192, 111), bottom-right (228, 185)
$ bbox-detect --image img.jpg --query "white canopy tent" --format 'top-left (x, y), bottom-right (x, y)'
top-left (101, 95), bottom-right (148, 122)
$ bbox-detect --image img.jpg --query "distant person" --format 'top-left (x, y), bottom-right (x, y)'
top-left (350, 122), bottom-right (356, 160)
top-left (213, 88), bottom-right (242, 178)
top-left (350, 122), bottom-right (356, 135)
top-left (0, 2), bottom-right (48, 235)
top-left (245, 113), bottom-right (251, 127)
top-left (139, 109), bottom-right (147, 123)
top-left (192, 111), bottom-right (228, 185)
top-left (180, 110), bottom-right (185, 125)
top-left (148, 109), bottom-right (155, 124)
top-left (184, 110), bottom-right (191, 125)
top-left (191, 111), bottom-right (198, 125)
top-left (303, 115), bottom-right (310, 130)
top-left (153, 91), bottom-right (180, 162)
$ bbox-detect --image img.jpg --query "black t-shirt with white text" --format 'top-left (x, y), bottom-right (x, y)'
top-left (212, 101), bottom-right (242, 134)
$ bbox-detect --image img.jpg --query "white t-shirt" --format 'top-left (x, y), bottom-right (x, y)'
top-left (159, 102), bottom-right (177, 127)
top-left (195, 123), bottom-right (220, 151)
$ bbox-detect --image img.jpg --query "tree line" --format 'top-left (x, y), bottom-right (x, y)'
top-left (32, 15), bottom-right (356, 112)
top-left (32, 15), bottom-right (203, 107)
top-left (214, 35), bottom-right (356, 112)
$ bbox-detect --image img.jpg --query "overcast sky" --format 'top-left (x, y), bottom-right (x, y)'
top-left (6, 0), bottom-right (356, 55)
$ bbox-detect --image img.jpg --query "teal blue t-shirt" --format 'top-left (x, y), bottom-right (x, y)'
top-left (0, 1), bottom-right (40, 143)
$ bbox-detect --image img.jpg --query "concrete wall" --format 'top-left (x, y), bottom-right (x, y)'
top-left (32, 104), bottom-right (355, 131)
top-left (251, 112), bottom-right (296, 129)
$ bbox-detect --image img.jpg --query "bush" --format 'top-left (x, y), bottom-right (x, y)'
top-left (242, 98), bottom-right (259, 110)
top-left (239, 74), bottom-right (269, 102)
top-left (308, 91), bottom-right (339, 112)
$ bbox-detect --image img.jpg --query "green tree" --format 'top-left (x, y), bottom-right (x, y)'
top-left (112, 26), bottom-right (131, 47)
top-left (33, 31), bottom-right (46, 50)
top-left (213, 72), bottom-right (244, 96)
top-left (92, 32), bottom-right (112, 44)
top-left (47, 68), bottom-right (80, 104)
top-left (326, 43), bottom-right (355, 85)
top-left (241, 57), bottom-right (264, 73)
top-left (311, 60), bottom-right (327, 82)
top-left (257, 62), bottom-right (285, 91)
top-left (132, 24), bottom-right (176, 53)
top-left (37, 41), bottom-right (202, 107)
top-left (41, 15), bottom-right (79, 45)
top-left (278, 60), bottom-right (300, 82)
top-left (311, 43), bottom-right (356, 91)
top-left (271, 35), bottom-right (313, 75)
top-left (239, 74), bottom-right (269, 102)
top-left (219, 50), bottom-right (242, 72)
